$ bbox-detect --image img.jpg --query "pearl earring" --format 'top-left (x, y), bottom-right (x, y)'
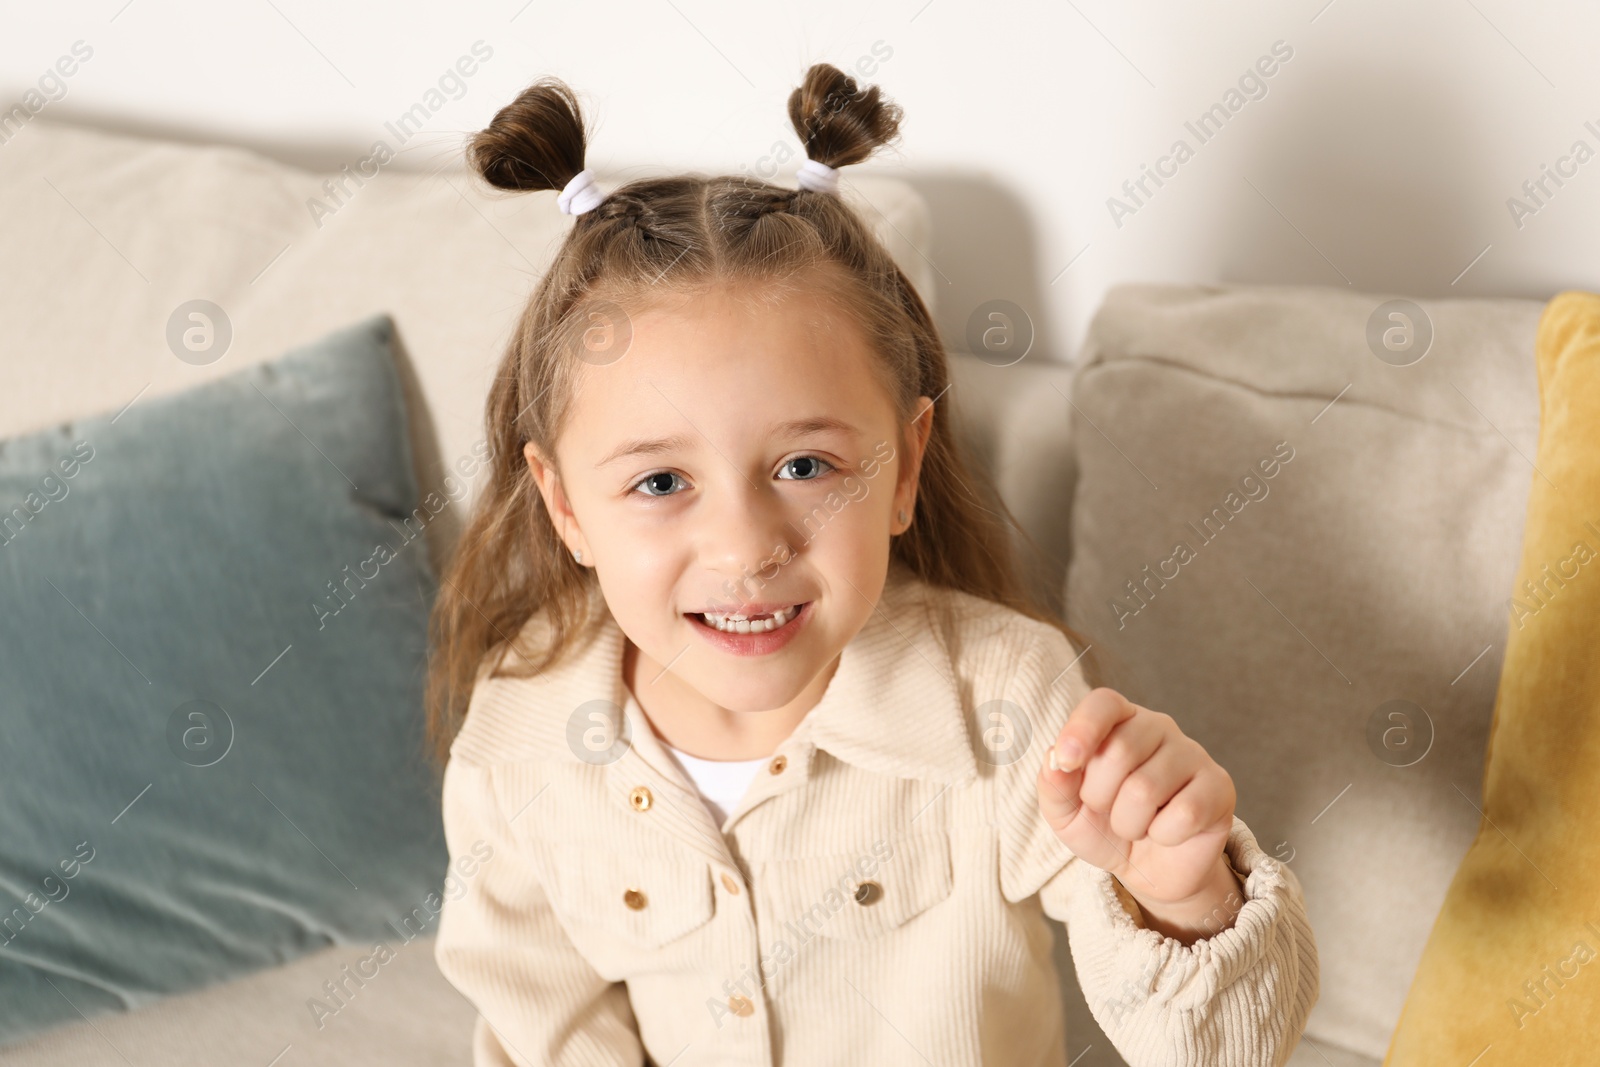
top-left (898, 509), bottom-right (908, 525)
top-left (573, 548), bottom-right (583, 563)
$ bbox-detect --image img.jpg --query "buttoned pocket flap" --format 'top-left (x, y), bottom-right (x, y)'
top-left (762, 831), bottom-right (953, 940)
top-left (544, 845), bottom-right (715, 948)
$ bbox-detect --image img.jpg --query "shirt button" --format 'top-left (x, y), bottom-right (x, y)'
top-left (629, 786), bottom-right (653, 811)
top-left (768, 754), bottom-right (787, 775)
top-left (623, 887), bottom-right (648, 910)
top-left (853, 880), bottom-right (883, 905)
top-left (727, 994), bottom-right (754, 1016)
top-left (720, 872), bottom-right (741, 895)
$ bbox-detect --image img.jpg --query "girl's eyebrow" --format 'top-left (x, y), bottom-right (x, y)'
top-left (594, 415), bottom-right (862, 468)
top-left (772, 415), bottom-right (864, 441)
top-left (595, 432), bottom-right (693, 468)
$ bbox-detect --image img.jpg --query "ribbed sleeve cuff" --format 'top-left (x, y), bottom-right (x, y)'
top-left (1058, 814), bottom-right (1321, 1065)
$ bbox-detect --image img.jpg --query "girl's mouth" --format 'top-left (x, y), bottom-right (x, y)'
top-left (691, 603), bottom-right (805, 633)
top-left (685, 601), bottom-right (811, 656)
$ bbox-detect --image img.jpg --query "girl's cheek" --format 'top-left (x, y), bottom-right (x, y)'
top-left (804, 520), bottom-right (885, 572)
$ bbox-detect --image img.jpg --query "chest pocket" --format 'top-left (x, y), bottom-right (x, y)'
top-left (542, 843), bottom-right (716, 952)
top-left (759, 829), bottom-right (954, 940)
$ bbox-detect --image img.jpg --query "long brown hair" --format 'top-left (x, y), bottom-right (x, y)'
top-left (423, 63), bottom-right (1101, 766)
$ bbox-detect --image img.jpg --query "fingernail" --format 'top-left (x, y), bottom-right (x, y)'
top-left (1055, 740), bottom-right (1082, 771)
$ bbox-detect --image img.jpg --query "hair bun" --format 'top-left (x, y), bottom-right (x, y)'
top-left (469, 76), bottom-right (589, 193)
top-left (786, 62), bottom-right (904, 170)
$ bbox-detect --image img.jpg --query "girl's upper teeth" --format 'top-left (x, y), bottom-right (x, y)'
top-left (701, 604), bottom-right (800, 632)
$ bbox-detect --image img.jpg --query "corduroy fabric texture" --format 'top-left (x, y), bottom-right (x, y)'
top-left (433, 560), bottom-right (1319, 1065)
top-left (1383, 291), bottom-right (1600, 1064)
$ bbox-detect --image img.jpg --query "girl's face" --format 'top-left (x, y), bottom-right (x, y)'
top-left (526, 281), bottom-right (933, 716)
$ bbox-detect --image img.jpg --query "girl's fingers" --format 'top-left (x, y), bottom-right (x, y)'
top-left (1036, 750), bottom-right (1086, 832)
top-left (1075, 710), bottom-right (1167, 813)
top-left (1104, 737), bottom-right (1204, 843)
top-left (1050, 687), bottom-right (1137, 774)
top-left (1146, 763), bottom-right (1237, 846)
top-left (1038, 759), bottom-right (1126, 874)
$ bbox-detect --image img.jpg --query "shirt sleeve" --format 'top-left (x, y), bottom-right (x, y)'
top-left (995, 627), bottom-right (1320, 1067)
top-left (434, 756), bottom-right (647, 1067)
top-left (1042, 815), bottom-right (1320, 1067)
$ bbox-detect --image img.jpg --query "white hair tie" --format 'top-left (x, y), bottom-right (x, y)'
top-left (557, 168), bottom-right (604, 215)
top-left (796, 158), bottom-right (841, 194)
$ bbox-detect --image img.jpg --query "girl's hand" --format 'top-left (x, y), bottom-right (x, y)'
top-left (1036, 686), bottom-right (1244, 943)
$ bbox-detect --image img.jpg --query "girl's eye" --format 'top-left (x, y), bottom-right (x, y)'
top-left (631, 471), bottom-right (686, 498)
top-left (777, 456), bottom-right (835, 481)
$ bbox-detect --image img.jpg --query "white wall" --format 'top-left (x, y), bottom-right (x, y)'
top-left (5, 0), bottom-right (1596, 365)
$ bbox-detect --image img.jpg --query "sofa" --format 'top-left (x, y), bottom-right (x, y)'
top-left (0, 117), bottom-right (1545, 1066)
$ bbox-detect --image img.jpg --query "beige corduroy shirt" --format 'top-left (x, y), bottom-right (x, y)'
top-left (434, 561), bottom-right (1319, 1066)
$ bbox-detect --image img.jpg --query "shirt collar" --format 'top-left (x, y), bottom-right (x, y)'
top-left (790, 561), bottom-right (978, 786)
top-left (506, 560), bottom-right (978, 787)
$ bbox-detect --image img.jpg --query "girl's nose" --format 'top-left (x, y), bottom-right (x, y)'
top-left (697, 483), bottom-right (794, 577)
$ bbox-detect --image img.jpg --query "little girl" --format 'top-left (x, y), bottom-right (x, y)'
top-left (427, 64), bottom-right (1318, 1067)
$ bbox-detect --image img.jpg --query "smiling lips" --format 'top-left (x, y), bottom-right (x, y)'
top-left (693, 603), bottom-right (805, 634)
top-left (682, 599), bottom-right (813, 656)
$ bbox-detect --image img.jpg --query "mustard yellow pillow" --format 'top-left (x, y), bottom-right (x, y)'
top-left (1385, 291), bottom-right (1600, 1063)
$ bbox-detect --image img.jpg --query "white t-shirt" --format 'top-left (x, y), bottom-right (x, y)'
top-left (656, 739), bottom-right (769, 828)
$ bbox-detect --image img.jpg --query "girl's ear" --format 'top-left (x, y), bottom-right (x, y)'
top-left (895, 395), bottom-right (936, 529)
top-left (524, 441), bottom-right (590, 562)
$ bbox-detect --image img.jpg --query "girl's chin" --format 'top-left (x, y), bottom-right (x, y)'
top-left (675, 665), bottom-right (820, 715)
